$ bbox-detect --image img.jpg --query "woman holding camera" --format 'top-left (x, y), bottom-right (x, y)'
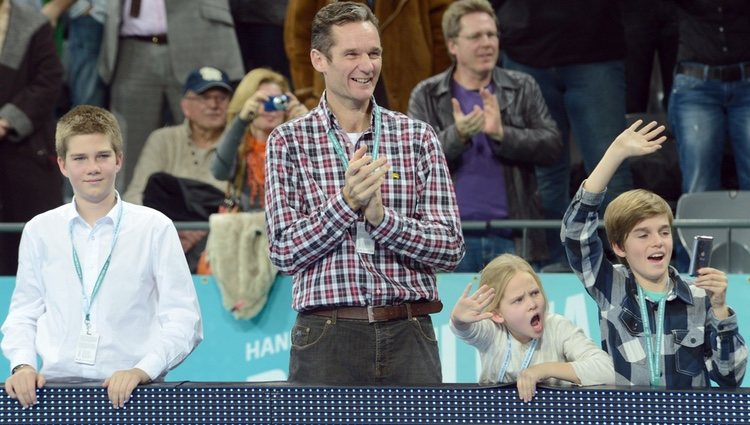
top-left (211, 68), bottom-right (307, 211)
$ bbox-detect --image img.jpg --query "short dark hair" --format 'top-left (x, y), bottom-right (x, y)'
top-left (311, 1), bottom-right (379, 60)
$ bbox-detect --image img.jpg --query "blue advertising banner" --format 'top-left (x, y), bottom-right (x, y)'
top-left (0, 274), bottom-right (747, 386)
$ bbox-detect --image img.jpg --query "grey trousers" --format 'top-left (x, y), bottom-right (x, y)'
top-left (110, 38), bottom-right (184, 190)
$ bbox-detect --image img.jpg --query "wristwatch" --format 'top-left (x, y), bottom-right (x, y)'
top-left (11, 364), bottom-right (31, 374)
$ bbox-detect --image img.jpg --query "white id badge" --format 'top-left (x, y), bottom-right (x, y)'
top-left (74, 330), bottom-right (99, 365)
top-left (356, 222), bottom-right (375, 254)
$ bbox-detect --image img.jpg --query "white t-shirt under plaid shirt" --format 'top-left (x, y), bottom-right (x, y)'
top-left (264, 96), bottom-right (465, 311)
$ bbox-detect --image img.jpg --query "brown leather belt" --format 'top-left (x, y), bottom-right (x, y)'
top-left (305, 300), bottom-right (443, 323)
top-left (677, 62), bottom-right (750, 82)
top-left (122, 34), bottom-right (168, 45)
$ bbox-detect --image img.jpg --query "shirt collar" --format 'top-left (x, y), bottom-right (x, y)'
top-left (669, 267), bottom-right (694, 304)
top-left (318, 91), bottom-right (378, 135)
top-left (625, 266), bottom-right (694, 305)
top-left (68, 192), bottom-right (123, 228)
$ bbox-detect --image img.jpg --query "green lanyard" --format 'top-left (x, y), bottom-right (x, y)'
top-left (636, 285), bottom-right (667, 386)
top-left (326, 104), bottom-right (382, 170)
top-left (69, 201), bottom-right (124, 334)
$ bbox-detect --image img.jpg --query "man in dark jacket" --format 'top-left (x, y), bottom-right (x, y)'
top-left (408, 0), bottom-right (560, 271)
top-left (0, 0), bottom-right (64, 275)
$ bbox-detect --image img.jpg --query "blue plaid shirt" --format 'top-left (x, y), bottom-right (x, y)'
top-left (562, 185), bottom-right (747, 388)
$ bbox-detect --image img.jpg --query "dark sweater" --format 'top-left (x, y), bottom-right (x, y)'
top-left (494, 0), bottom-right (626, 67)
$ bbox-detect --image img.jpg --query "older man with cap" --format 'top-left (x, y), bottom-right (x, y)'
top-left (124, 66), bottom-right (233, 270)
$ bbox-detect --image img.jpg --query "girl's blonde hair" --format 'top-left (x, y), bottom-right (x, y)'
top-left (226, 68), bottom-right (290, 125)
top-left (479, 254), bottom-right (547, 312)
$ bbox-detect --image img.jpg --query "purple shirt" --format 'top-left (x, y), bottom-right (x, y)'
top-left (451, 80), bottom-right (509, 221)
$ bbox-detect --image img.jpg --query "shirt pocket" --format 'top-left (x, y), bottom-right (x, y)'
top-left (673, 328), bottom-right (705, 377)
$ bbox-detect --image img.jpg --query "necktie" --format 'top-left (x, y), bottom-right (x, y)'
top-left (130, 0), bottom-right (141, 17)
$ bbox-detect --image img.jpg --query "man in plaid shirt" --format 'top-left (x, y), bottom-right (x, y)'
top-left (264, 2), bottom-right (464, 385)
top-left (562, 120), bottom-right (747, 388)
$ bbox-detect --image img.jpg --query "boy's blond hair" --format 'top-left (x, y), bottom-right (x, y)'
top-left (603, 189), bottom-right (674, 267)
top-left (479, 254), bottom-right (548, 313)
top-left (56, 105), bottom-right (123, 159)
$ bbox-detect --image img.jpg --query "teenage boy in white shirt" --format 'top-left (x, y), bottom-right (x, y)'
top-left (1, 105), bottom-right (203, 409)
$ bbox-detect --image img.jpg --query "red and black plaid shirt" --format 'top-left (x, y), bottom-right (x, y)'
top-left (265, 96), bottom-right (464, 311)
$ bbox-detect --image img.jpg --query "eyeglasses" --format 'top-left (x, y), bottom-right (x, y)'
top-left (458, 31), bottom-right (499, 42)
top-left (184, 92), bottom-right (230, 105)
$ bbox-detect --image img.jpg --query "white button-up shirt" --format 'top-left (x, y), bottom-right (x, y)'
top-left (1, 197), bottom-right (203, 380)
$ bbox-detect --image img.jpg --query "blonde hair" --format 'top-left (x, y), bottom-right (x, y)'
top-left (479, 254), bottom-right (547, 313)
top-left (604, 189), bottom-right (674, 267)
top-left (442, 0), bottom-right (496, 40)
top-left (226, 68), bottom-right (291, 125)
top-left (56, 105), bottom-right (123, 159)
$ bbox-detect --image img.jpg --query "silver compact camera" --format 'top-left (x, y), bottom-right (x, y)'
top-left (263, 95), bottom-right (289, 111)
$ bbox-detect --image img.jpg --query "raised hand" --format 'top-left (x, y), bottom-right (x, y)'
top-left (238, 91), bottom-right (266, 121)
top-left (611, 120), bottom-right (667, 159)
top-left (451, 283), bottom-right (496, 328)
top-left (584, 120), bottom-right (669, 193)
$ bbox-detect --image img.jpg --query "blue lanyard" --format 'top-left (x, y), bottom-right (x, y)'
top-left (326, 105), bottom-right (382, 170)
top-left (69, 201), bottom-right (124, 334)
top-left (636, 285), bottom-right (666, 386)
top-left (497, 332), bottom-right (538, 382)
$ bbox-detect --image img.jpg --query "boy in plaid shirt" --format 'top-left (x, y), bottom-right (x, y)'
top-left (562, 120), bottom-right (747, 388)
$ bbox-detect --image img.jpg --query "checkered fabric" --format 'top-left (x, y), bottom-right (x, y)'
top-left (561, 186), bottom-right (747, 388)
top-left (265, 96), bottom-right (464, 311)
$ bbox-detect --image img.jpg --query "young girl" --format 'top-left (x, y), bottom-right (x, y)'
top-left (450, 254), bottom-right (614, 402)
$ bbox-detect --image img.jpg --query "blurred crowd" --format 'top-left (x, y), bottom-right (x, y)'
top-left (0, 0), bottom-right (748, 276)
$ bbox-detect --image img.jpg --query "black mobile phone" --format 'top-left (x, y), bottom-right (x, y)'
top-left (688, 235), bottom-right (713, 277)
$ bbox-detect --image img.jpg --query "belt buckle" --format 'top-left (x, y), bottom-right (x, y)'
top-left (367, 306), bottom-right (376, 323)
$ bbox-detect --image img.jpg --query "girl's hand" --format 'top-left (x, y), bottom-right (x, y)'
top-left (516, 365), bottom-right (543, 402)
top-left (450, 283), bottom-right (495, 328)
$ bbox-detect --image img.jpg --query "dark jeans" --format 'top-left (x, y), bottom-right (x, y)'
top-left (288, 313), bottom-right (442, 385)
top-left (503, 55), bottom-right (630, 265)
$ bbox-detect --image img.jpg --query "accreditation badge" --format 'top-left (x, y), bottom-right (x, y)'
top-left (355, 221), bottom-right (375, 254)
top-left (74, 330), bottom-right (100, 365)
